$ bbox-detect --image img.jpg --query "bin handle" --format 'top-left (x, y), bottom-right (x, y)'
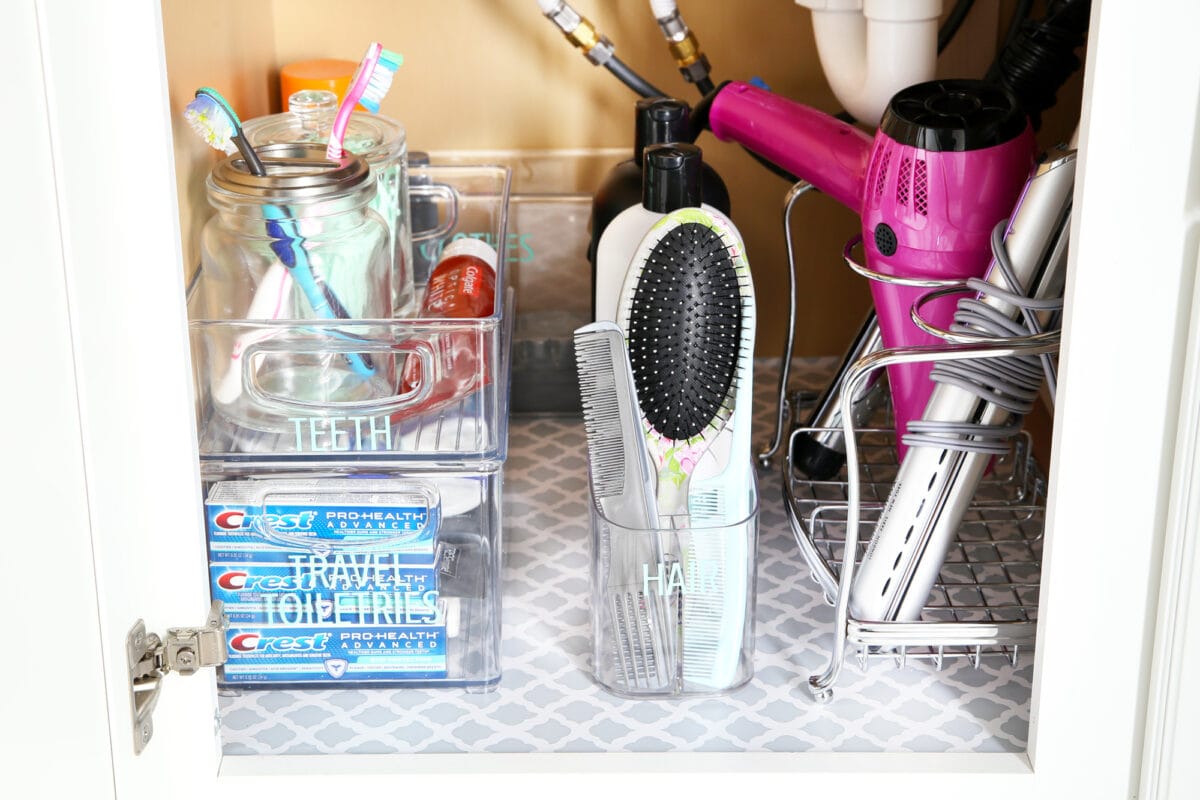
top-left (410, 183), bottom-right (459, 243)
top-left (253, 482), bottom-right (442, 553)
top-left (241, 336), bottom-right (436, 417)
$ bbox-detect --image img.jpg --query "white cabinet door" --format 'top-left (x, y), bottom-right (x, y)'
top-left (3, 2), bottom-right (123, 795)
top-left (18, 0), bottom-right (222, 796)
top-left (18, 0), bottom-right (1199, 797)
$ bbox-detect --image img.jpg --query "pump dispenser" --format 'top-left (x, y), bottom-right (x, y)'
top-left (589, 98), bottom-right (730, 318)
top-left (594, 143), bottom-right (729, 323)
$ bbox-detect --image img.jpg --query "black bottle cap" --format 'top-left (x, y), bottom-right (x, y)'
top-left (880, 79), bottom-right (1028, 152)
top-left (642, 143), bottom-right (702, 213)
top-left (634, 97), bottom-right (691, 160)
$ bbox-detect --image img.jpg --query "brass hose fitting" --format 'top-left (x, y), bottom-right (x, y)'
top-left (541, 0), bottom-right (615, 66)
top-left (654, 7), bottom-right (711, 84)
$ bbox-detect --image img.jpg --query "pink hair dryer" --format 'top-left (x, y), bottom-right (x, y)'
top-left (709, 79), bottom-right (1035, 458)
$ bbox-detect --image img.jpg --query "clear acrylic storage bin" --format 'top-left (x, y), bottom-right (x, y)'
top-left (188, 164), bottom-right (512, 692)
top-left (589, 483), bottom-right (759, 697)
top-left (187, 164), bottom-right (513, 464)
top-left (204, 469), bottom-right (502, 689)
top-left (431, 149), bottom-right (619, 414)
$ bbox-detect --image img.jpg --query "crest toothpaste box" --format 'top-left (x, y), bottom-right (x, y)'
top-left (210, 560), bottom-right (440, 625)
top-left (221, 624), bottom-right (448, 683)
top-left (205, 478), bottom-right (449, 684)
top-left (205, 479), bottom-right (440, 564)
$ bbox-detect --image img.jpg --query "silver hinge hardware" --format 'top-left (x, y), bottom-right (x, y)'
top-left (126, 600), bottom-right (228, 754)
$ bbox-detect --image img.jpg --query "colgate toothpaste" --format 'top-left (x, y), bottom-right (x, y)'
top-left (394, 238), bottom-right (498, 423)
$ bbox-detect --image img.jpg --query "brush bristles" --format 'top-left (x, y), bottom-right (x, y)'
top-left (184, 94), bottom-right (238, 155)
top-left (574, 332), bottom-right (630, 500)
top-left (626, 222), bottom-right (747, 442)
top-left (359, 50), bottom-right (403, 114)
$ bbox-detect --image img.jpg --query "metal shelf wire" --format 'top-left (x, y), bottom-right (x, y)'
top-left (786, 424), bottom-right (1045, 653)
top-left (784, 396), bottom-right (1050, 701)
top-left (764, 169), bottom-right (1066, 701)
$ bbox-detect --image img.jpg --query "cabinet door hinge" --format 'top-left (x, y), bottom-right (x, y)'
top-left (126, 600), bottom-right (228, 754)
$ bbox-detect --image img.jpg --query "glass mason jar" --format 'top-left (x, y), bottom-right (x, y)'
top-left (243, 90), bottom-right (415, 317)
top-left (199, 143), bottom-right (395, 433)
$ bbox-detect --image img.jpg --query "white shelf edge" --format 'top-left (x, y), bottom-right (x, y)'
top-left (218, 750), bottom-right (1034, 782)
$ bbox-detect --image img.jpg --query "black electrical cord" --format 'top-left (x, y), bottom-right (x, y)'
top-left (986, 0), bottom-right (1091, 130)
top-left (938, 0), bottom-right (977, 54)
top-left (1001, 0), bottom-right (1036, 53)
top-left (606, 55), bottom-right (668, 98)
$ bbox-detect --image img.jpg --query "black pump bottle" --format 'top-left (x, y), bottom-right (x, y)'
top-left (587, 97), bottom-right (731, 318)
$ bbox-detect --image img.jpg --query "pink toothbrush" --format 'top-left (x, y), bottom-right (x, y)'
top-left (326, 43), bottom-right (404, 160)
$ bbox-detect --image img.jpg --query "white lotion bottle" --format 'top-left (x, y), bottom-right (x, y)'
top-left (594, 143), bottom-right (726, 323)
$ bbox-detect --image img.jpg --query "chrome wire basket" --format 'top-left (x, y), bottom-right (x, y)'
top-left (785, 424), bottom-right (1045, 687)
top-left (782, 337), bottom-right (1057, 702)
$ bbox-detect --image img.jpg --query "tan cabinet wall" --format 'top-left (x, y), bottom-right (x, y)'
top-left (163, 0), bottom-right (1082, 357)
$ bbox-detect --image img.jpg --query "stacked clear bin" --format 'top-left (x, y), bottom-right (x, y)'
top-left (188, 164), bottom-right (512, 691)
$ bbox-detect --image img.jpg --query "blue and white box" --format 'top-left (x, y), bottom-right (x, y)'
top-left (205, 478), bottom-right (440, 563)
top-left (210, 559), bottom-right (441, 625)
top-left (221, 624), bottom-right (449, 683)
top-left (205, 478), bottom-right (448, 684)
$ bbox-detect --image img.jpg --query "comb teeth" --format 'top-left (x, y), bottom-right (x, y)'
top-left (687, 488), bottom-right (724, 519)
top-left (574, 334), bottom-right (629, 500)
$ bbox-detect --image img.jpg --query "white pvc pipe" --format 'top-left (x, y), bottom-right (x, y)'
top-left (649, 0), bottom-right (677, 20)
top-left (799, 0), bottom-right (941, 126)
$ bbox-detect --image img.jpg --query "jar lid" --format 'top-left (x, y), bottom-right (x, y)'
top-left (440, 237), bottom-right (498, 271)
top-left (209, 143), bottom-right (373, 201)
top-left (243, 91), bottom-right (405, 166)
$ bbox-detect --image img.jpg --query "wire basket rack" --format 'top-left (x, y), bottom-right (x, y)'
top-left (760, 157), bottom-right (1071, 701)
top-left (785, 421), bottom-right (1046, 678)
top-left (782, 337), bottom-right (1055, 702)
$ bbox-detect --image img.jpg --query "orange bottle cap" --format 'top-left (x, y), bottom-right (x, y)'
top-left (280, 59), bottom-right (359, 109)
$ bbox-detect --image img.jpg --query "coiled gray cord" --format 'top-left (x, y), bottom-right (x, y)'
top-left (902, 221), bottom-right (1062, 455)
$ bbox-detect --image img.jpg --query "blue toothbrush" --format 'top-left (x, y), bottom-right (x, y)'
top-left (185, 87), bottom-right (374, 377)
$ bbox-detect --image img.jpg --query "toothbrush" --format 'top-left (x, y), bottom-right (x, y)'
top-left (186, 87), bottom-right (266, 176)
top-left (616, 206), bottom-right (755, 691)
top-left (327, 43), bottom-right (404, 160)
top-left (184, 88), bottom-right (375, 380)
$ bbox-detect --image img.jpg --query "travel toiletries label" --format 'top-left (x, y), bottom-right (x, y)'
top-left (221, 623), bottom-right (448, 683)
top-left (206, 479), bottom-right (448, 684)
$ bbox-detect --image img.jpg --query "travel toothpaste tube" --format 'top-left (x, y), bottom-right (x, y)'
top-left (394, 238), bottom-right (498, 422)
